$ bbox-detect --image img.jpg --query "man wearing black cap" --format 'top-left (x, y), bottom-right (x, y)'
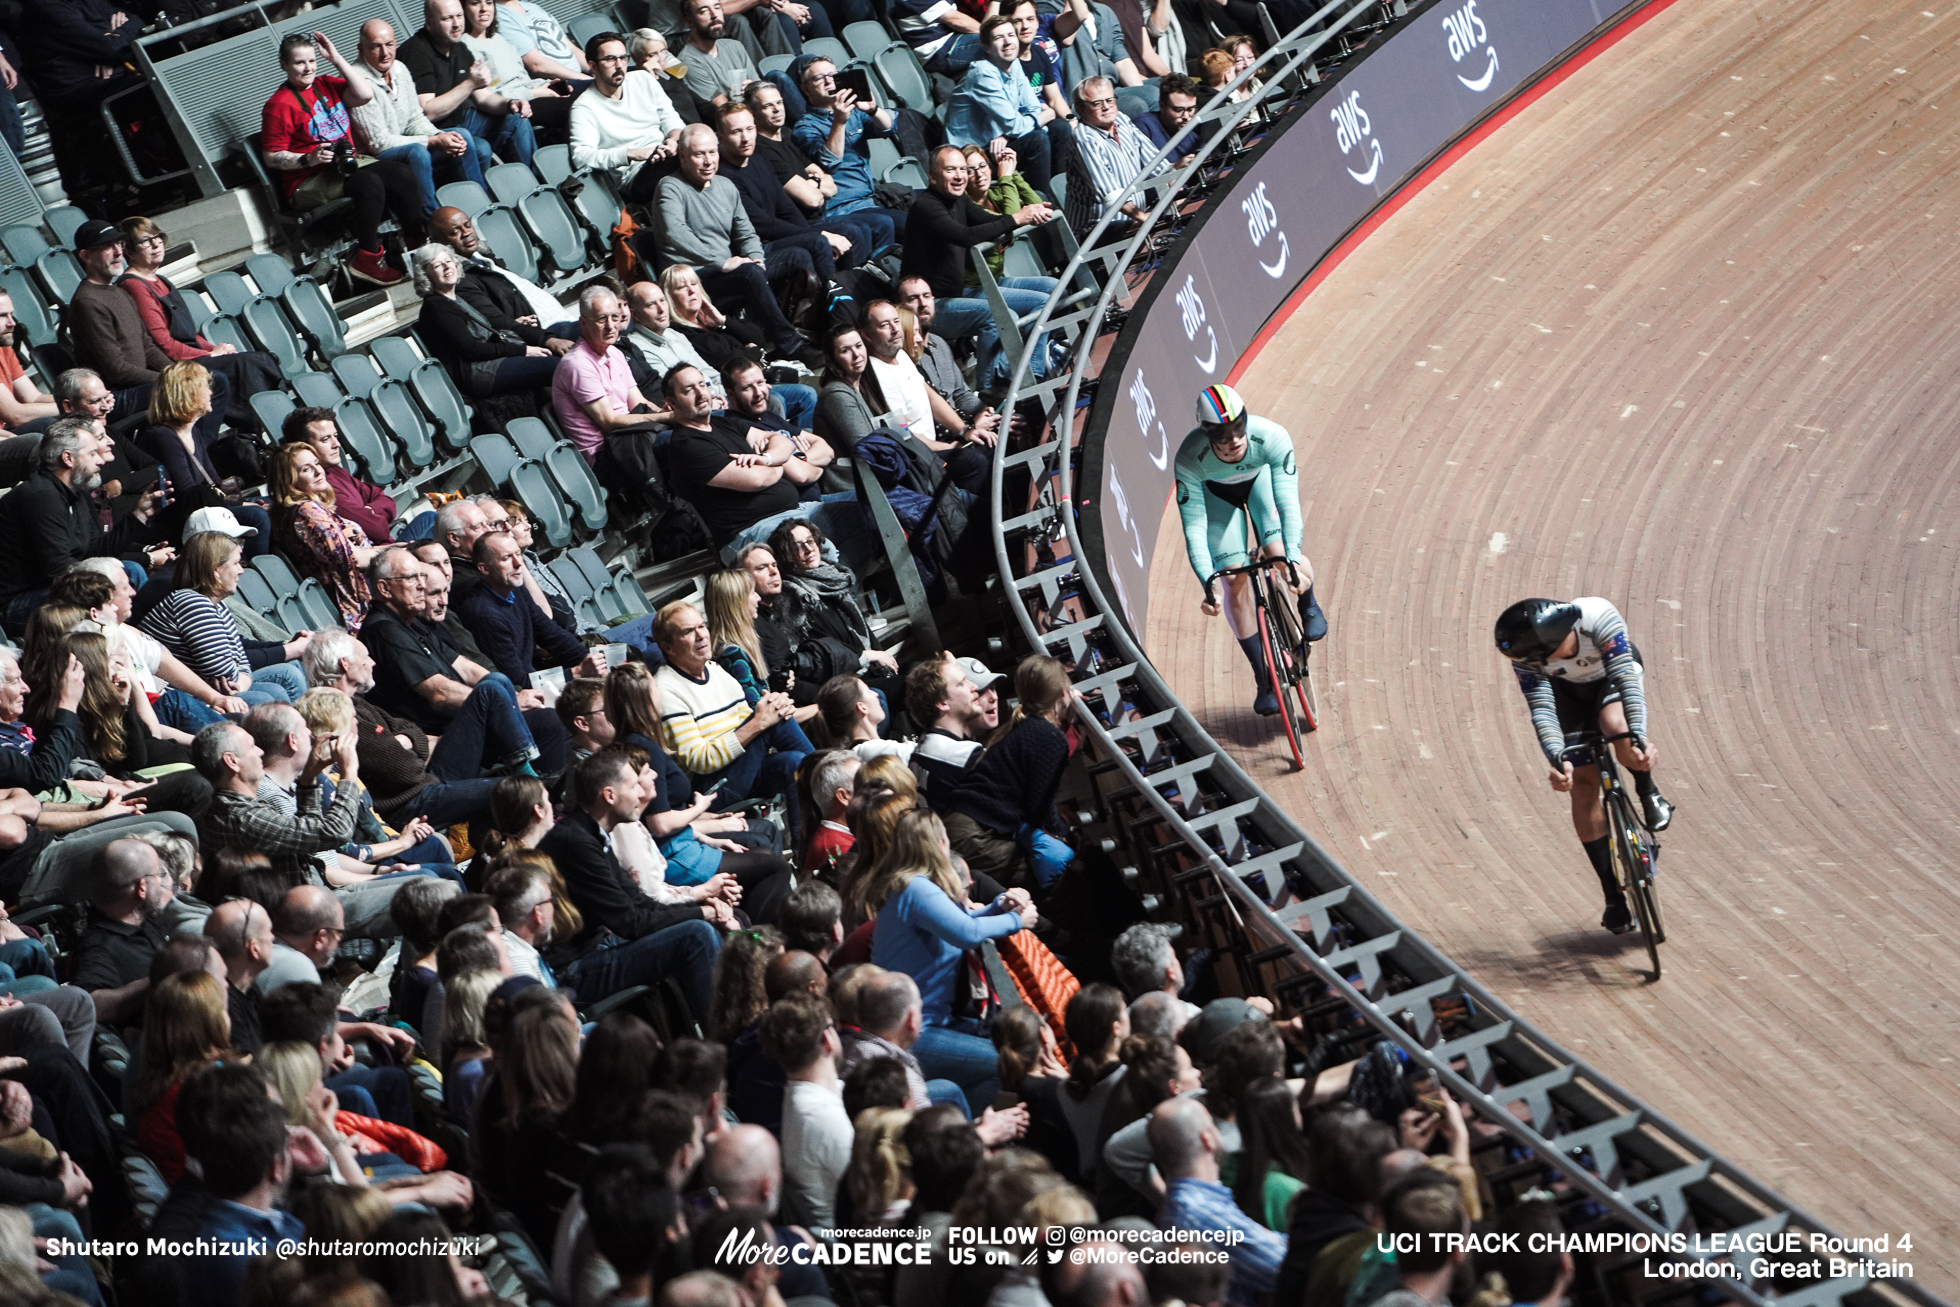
top-left (64, 222), bottom-right (234, 435)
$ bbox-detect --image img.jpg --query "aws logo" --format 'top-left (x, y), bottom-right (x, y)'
top-left (1330, 90), bottom-right (1382, 185)
top-left (1442, 0), bottom-right (1499, 91)
top-left (1241, 181), bottom-right (1288, 279)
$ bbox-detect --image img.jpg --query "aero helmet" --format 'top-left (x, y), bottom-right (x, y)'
top-left (1195, 384), bottom-right (1246, 427)
top-left (1493, 598), bottom-right (1583, 662)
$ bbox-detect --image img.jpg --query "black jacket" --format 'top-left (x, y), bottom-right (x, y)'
top-left (416, 291), bottom-right (529, 387)
top-left (899, 186), bottom-right (1018, 301)
top-left (0, 470), bottom-right (150, 602)
top-left (538, 809), bottom-right (707, 961)
top-left (0, 708), bottom-right (82, 794)
top-left (455, 260), bottom-right (554, 347)
top-left (17, 0), bottom-right (141, 103)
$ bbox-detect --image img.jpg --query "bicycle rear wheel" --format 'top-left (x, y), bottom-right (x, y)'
top-left (1267, 592), bottom-right (1318, 733)
top-left (1609, 795), bottom-right (1662, 980)
top-left (1256, 597), bottom-right (1306, 770)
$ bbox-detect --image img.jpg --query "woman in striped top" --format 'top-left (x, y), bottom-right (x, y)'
top-left (138, 531), bottom-right (312, 705)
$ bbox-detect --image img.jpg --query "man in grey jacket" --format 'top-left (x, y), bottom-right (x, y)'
top-left (352, 18), bottom-right (479, 218)
top-left (656, 123), bottom-right (821, 367)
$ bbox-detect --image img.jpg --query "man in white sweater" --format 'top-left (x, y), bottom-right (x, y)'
top-left (352, 18), bottom-right (479, 220)
top-left (761, 990), bottom-right (852, 1233)
top-left (568, 32), bottom-right (685, 204)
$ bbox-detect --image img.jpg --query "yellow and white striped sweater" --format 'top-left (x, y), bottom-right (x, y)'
top-left (654, 662), bottom-right (755, 774)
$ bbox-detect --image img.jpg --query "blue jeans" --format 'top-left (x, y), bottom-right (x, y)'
top-left (377, 141), bottom-right (442, 217)
top-left (426, 673), bottom-right (540, 771)
top-left (326, 1063), bottom-right (413, 1126)
top-left (455, 105), bottom-right (536, 171)
top-left (396, 779), bottom-right (501, 835)
top-left (775, 383), bottom-right (818, 433)
top-left (559, 919), bottom-right (720, 1021)
top-left (823, 212), bottom-right (894, 267)
top-left (395, 510), bottom-right (438, 540)
top-left (721, 492), bottom-right (876, 576)
top-left (925, 33), bottom-right (983, 77)
top-left (229, 502), bottom-right (273, 559)
top-left (926, 1077), bottom-right (971, 1117)
top-left (241, 660), bottom-right (308, 704)
top-left (938, 277), bottom-right (1061, 387)
top-left (696, 717), bottom-right (814, 824)
top-left (0, 937), bottom-right (55, 983)
top-left (492, 353), bottom-right (562, 393)
top-left (154, 688), bottom-right (227, 731)
top-left (1019, 824), bottom-right (1072, 888)
top-left (914, 1019), bottom-right (999, 1114)
top-left (26, 1204), bottom-right (104, 1307)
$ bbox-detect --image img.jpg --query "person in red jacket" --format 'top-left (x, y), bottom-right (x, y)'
top-left (259, 30), bottom-right (421, 286)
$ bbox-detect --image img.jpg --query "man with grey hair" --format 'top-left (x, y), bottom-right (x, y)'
top-left (551, 284), bottom-right (666, 462)
top-left (837, 969), bottom-right (968, 1114)
top-left (193, 715), bottom-right (413, 941)
top-left (1065, 74), bottom-right (1158, 239)
top-left (1126, 989), bottom-right (1190, 1044)
top-left (359, 550), bottom-right (567, 770)
top-left (1110, 922), bottom-right (1193, 1005)
top-left (303, 626), bottom-right (505, 833)
top-left (659, 122), bottom-right (817, 366)
top-left (434, 496), bottom-right (491, 607)
top-left (0, 416), bottom-right (162, 634)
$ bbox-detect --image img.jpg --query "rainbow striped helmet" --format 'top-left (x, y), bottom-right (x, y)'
top-left (1194, 384), bottom-right (1246, 427)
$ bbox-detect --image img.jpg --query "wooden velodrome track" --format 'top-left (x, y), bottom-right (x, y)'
top-left (1144, 0), bottom-right (1960, 1288)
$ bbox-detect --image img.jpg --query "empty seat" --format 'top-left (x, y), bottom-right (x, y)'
top-left (842, 20), bottom-right (894, 59)
top-left (31, 249), bottom-right (82, 304)
top-left (802, 36), bottom-right (851, 64)
top-left (42, 207), bottom-right (86, 248)
top-left (546, 557), bottom-right (610, 629)
top-left (758, 53), bottom-right (796, 75)
top-left (475, 206), bottom-right (540, 286)
top-left (405, 360), bottom-right (473, 452)
top-left (873, 44), bottom-right (933, 114)
top-left (546, 444), bottom-right (608, 532)
top-left (0, 225), bottom-right (51, 267)
top-left (240, 296), bottom-right (311, 378)
top-left (516, 191), bottom-right (589, 278)
top-left (290, 371), bottom-right (343, 409)
top-left (570, 547), bottom-right (640, 621)
top-left (867, 136), bottom-right (900, 178)
top-left (505, 416), bottom-right (557, 462)
top-left (509, 459), bottom-right (572, 547)
top-left (249, 389), bottom-right (297, 439)
top-left (535, 144), bottom-right (575, 186)
top-left (881, 156), bottom-right (927, 188)
top-left (371, 377), bottom-right (437, 472)
top-left (202, 270), bottom-right (257, 317)
top-left (334, 397), bottom-right (397, 484)
top-left (295, 578), bottom-right (343, 630)
top-left (282, 278), bottom-right (348, 359)
top-left (470, 433), bottom-right (521, 487)
top-left (245, 253), bottom-right (297, 296)
top-left (369, 334), bottom-right (425, 380)
top-left (251, 552), bottom-right (302, 598)
top-left (233, 571), bottom-right (296, 638)
top-left (568, 181), bottom-right (621, 249)
top-left (436, 181), bottom-right (493, 217)
top-left (331, 352), bottom-right (386, 398)
top-left (486, 162), bottom-right (541, 206)
top-left (200, 315), bottom-right (253, 356)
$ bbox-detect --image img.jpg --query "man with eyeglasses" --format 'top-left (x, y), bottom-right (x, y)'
top-left (1064, 75), bottom-right (1158, 240)
top-left (360, 546), bottom-right (566, 773)
top-left (203, 898), bottom-right (276, 1052)
top-left (790, 58), bottom-right (908, 232)
top-left (1128, 71), bottom-right (1202, 168)
top-left (570, 33), bottom-right (686, 204)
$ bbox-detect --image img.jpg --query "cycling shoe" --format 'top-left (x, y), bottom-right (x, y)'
top-left (1300, 587), bottom-right (1328, 643)
top-left (1601, 900), bottom-right (1634, 934)
top-left (1641, 790), bottom-right (1674, 832)
top-left (1254, 687), bottom-right (1281, 716)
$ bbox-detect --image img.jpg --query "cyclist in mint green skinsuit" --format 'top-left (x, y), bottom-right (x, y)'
top-left (1176, 383), bottom-right (1326, 716)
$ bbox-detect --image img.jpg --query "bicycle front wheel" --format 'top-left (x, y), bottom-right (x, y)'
top-left (1609, 794), bottom-right (1662, 980)
top-left (1266, 585), bottom-right (1318, 734)
top-left (1256, 598), bottom-right (1306, 771)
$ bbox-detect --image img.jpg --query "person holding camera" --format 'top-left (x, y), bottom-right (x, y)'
top-left (260, 31), bottom-right (425, 287)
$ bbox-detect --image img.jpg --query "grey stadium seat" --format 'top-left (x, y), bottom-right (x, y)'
top-left (517, 191), bottom-right (589, 278)
top-left (370, 377), bottom-right (436, 472)
top-left (476, 206), bottom-right (541, 286)
top-left (334, 396), bottom-right (397, 484)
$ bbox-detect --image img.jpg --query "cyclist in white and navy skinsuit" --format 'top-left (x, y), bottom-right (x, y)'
top-left (1494, 596), bottom-right (1674, 934)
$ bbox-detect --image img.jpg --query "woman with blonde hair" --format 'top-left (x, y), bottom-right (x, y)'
top-left (138, 360), bottom-right (271, 551)
top-left (269, 442), bottom-right (378, 629)
top-left (836, 786), bottom-right (913, 927)
top-left (133, 970), bottom-right (236, 1182)
top-left (659, 263), bottom-right (769, 373)
top-left (869, 806), bottom-right (1036, 1111)
top-left (706, 568), bottom-right (819, 725)
top-left (942, 653), bottom-right (1077, 890)
top-left (841, 1104), bottom-right (915, 1226)
top-left (139, 531), bottom-right (312, 704)
top-left (439, 966), bottom-right (501, 1127)
top-left (295, 687), bottom-right (453, 877)
top-left (260, 1040), bottom-right (459, 1192)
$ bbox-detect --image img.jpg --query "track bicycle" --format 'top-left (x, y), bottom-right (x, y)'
top-left (1205, 555), bottom-right (1318, 769)
top-left (1561, 729), bottom-right (1666, 980)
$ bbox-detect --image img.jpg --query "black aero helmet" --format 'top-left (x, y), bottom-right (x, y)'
top-left (1493, 598), bottom-right (1581, 662)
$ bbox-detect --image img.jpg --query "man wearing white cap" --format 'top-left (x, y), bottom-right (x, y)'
top-left (183, 504), bottom-right (271, 563)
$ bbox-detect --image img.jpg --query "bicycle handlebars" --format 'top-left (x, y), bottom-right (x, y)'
top-left (1203, 557), bottom-right (1300, 609)
top-left (1560, 730), bottom-right (1647, 760)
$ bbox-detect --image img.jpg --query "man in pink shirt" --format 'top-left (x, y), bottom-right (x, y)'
top-left (281, 406), bottom-right (432, 541)
top-left (550, 285), bottom-right (672, 460)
